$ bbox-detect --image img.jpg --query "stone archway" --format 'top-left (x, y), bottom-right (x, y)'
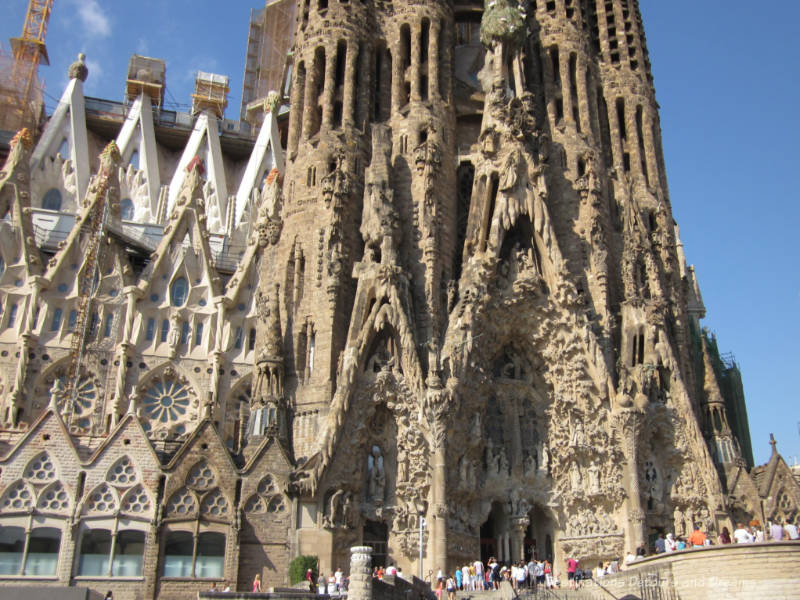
top-left (523, 504), bottom-right (555, 562)
top-left (480, 501), bottom-right (509, 563)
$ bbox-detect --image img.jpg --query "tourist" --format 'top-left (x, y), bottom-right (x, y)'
top-left (385, 563), bottom-right (397, 577)
top-left (535, 559), bottom-right (545, 587)
top-left (770, 519), bottom-right (784, 541)
top-left (566, 555), bottom-right (579, 590)
top-left (318, 572), bottom-right (327, 594)
top-left (104, 592), bottom-right (113, 600)
top-left (328, 571), bottom-right (337, 591)
top-left (397, 567), bottom-right (405, 581)
top-left (222, 584), bottom-right (232, 592)
top-left (252, 574), bottom-right (262, 592)
top-left (335, 566), bottom-right (344, 590)
top-left (665, 533), bottom-right (677, 552)
top-left (676, 536), bottom-right (687, 550)
top-left (488, 557), bottom-right (499, 589)
top-left (473, 558), bottom-right (484, 591)
top-left (753, 525), bottom-right (765, 543)
top-left (543, 560), bottom-right (553, 589)
top-left (687, 524), bottom-right (706, 548)
top-left (718, 527), bottom-right (732, 544)
top-left (526, 558), bottom-right (536, 589)
top-left (435, 576), bottom-right (443, 600)
top-left (455, 565), bottom-right (462, 590)
top-left (209, 582), bottom-right (218, 593)
top-left (733, 522), bottom-right (753, 543)
top-left (446, 573), bottom-right (456, 600)
top-left (655, 533), bottom-right (666, 553)
top-left (784, 519), bottom-right (799, 540)
top-left (516, 561), bottom-right (527, 590)
top-left (636, 544), bottom-right (647, 558)
top-left (624, 550), bottom-right (637, 565)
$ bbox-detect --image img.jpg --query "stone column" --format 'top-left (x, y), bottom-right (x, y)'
top-left (542, 48), bottom-right (558, 128)
top-left (642, 108), bottom-right (661, 191)
top-left (426, 383), bottom-right (451, 574)
top-left (576, 55), bottom-right (593, 141)
top-left (617, 408), bottom-right (645, 552)
top-left (288, 57), bottom-right (306, 154)
top-left (429, 20), bottom-right (440, 100)
top-left (392, 39), bottom-right (404, 113)
top-left (511, 517), bottom-right (530, 563)
top-left (410, 21), bottom-right (421, 102)
top-left (303, 49), bottom-right (320, 139)
top-left (348, 546), bottom-right (373, 600)
top-left (322, 47), bottom-right (337, 130)
top-left (343, 41), bottom-right (358, 129)
top-left (605, 92), bottom-right (625, 173)
top-left (559, 49), bottom-right (573, 127)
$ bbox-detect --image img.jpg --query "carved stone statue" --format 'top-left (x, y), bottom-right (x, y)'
top-left (368, 445), bottom-right (386, 506)
top-left (588, 462), bottom-right (601, 494)
top-left (569, 461), bottom-right (583, 491)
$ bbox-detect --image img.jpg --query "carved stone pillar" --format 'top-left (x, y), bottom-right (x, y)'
top-left (322, 47), bottom-right (337, 130)
top-left (511, 516), bottom-right (530, 563)
top-left (343, 42), bottom-right (357, 128)
top-left (425, 381), bottom-right (451, 575)
top-left (348, 546), bottom-right (373, 600)
top-left (429, 21), bottom-right (440, 100)
top-left (410, 21), bottom-right (421, 102)
top-left (617, 408), bottom-right (645, 552)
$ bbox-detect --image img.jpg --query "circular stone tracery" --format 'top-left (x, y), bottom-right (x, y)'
top-left (138, 370), bottom-right (199, 440)
top-left (41, 370), bottom-right (100, 432)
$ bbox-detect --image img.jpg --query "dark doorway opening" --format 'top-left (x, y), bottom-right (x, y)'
top-left (363, 520), bottom-right (388, 568)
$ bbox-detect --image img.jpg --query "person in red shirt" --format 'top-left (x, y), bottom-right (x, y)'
top-left (687, 524), bottom-right (707, 548)
top-left (566, 557), bottom-right (579, 590)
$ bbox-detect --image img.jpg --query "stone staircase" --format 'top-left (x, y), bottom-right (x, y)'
top-left (453, 581), bottom-right (609, 600)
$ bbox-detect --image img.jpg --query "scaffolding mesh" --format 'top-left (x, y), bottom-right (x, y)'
top-left (0, 43), bottom-right (45, 133)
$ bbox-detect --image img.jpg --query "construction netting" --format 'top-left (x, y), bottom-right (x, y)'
top-left (0, 44), bottom-right (45, 133)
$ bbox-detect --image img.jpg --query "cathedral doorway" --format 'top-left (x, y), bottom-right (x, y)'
top-left (363, 520), bottom-right (388, 568)
top-left (480, 501), bottom-right (509, 563)
top-left (525, 505), bottom-right (555, 561)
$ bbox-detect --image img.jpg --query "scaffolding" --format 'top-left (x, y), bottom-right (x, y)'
top-left (125, 54), bottom-right (166, 107)
top-left (240, 0), bottom-right (296, 124)
top-left (0, 0), bottom-right (52, 133)
top-left (192, 71), bottom-right (230, 118)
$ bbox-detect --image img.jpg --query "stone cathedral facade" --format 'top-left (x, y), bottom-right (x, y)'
top-left (0, 1), bottom-right (798, 599)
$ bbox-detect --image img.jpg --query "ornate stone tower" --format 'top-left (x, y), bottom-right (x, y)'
top-left (264, 0), bottom-right (742, 576)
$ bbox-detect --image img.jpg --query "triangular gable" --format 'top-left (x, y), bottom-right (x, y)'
top-left (233, 106), bottom-right (284, 227)
top-left (85, 413), bottom-right (161, 469)
top-left (166, 111), bottom-right (228, 227)
top-left (164, 418), bottom-right (239, 474)
top-left (43, 142), bottom-right (122, 282)
top-left (0, 129), bottom-right (43, 277)
top-left (30, 77), bottom-right (91, 202)
top-left (139, 162), bottom-right (220, 298)
top-left (0, 408), bottom-right (80, 467)
top-left (240, 433), bottom-right (295, 474)
top-left (115, 94), bottom-right (162, 217)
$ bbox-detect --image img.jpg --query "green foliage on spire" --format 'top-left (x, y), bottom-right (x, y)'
top-left (480, 0), bottom-right (527, 49)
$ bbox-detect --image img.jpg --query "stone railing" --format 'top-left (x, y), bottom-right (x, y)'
top-left (575, 541), bottom-right (800, 600)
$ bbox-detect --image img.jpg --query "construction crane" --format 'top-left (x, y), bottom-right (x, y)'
top-left (0, 0), bottom-right (53, 133)
top-left (62, 179), bottom-right (109, 428)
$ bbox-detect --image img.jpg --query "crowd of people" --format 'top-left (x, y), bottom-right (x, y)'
top-left (432, 556), bottom-right (580, 595)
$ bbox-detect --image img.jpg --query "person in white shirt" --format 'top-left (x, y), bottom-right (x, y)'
top-left (784, 519), bottom-right (799, 540)
top-left (733, 522), bottom-right (754, 543)
top-left (665, 533), bottom-right (678, 552)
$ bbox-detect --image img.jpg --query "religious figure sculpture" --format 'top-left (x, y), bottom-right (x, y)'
top-left (368, 445), bottom-right (386, 506)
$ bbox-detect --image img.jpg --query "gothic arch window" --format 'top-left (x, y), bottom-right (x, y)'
top-left (186, 460), bottom-right (217, 491)
top-left (0, 526), bottom-right (61, 576)
top-left (200, 489), bottom-right (230, 519)
top-left (42, 188), bottom-right (62, 211)
top-left (244, 474), bottom-right (287, 515)
top-left (139, 369), bottom-right (199, 440)
top-left (120, 485), bottom-right (152, 516)
top-left (1, 480), bottom-right (34, 511)
top-left (24, 452), bottom-right (58, 483)
top-left (170, 277), bottom-right (189, 307)
top-left (36, 482), bottom-right (71, 513)
top-left (106, 456), bottom-right (138, 487)
top-left (166, 487), bottom-right (198, 517)
top-left (120, 198), bottom-right (135, 221)
top-left (82, 484), bottom-right (119, 515)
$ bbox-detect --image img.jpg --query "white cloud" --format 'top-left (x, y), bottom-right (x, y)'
top-left (74, 0), bottom-right (111, 38)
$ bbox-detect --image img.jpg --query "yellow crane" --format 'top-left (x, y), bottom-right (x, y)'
top-left (0, 0), bottom-right (53, 133)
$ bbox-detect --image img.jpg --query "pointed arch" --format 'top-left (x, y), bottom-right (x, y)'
top-left (186, 460), bottom-right (217, 491)
top-left (120, 484), bottom-right (153, 517)
top-left (0, 479), bottom-right (35, 512)
top-left (36, 481), bottom-right (71, 513)
top-left (82, 483), bottom-right (120, 515)
top-left (23, 450), bottom-right (59, 483)
top-left (165, 486), bottom-right (198, 518)
top-left (199, 488), bottom-right (230, 519)
top-left (106, 456), bottom-right (139, 488)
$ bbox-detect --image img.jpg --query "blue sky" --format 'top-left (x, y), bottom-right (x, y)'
top-left (1, 1), bottom-right (797, 466)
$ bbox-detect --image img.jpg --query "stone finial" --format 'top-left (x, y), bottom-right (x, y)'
top-left (265, 90), bottom-right (281, 114)
top-left (68, 53), bottom-right (89, 82)
top-left (186, 155), bottom-right (206, 176)
top-left (10, 128), bottom-right (33, 150)
top-left (769, 433), bottom-right (777, 456)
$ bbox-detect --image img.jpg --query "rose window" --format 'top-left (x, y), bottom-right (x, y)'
top-left (46, 373), bottom-right (98, 432)
top-left (1, 481), bottom-right (33, 511)
top-left (139, 374), bottom-right (197, 439)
